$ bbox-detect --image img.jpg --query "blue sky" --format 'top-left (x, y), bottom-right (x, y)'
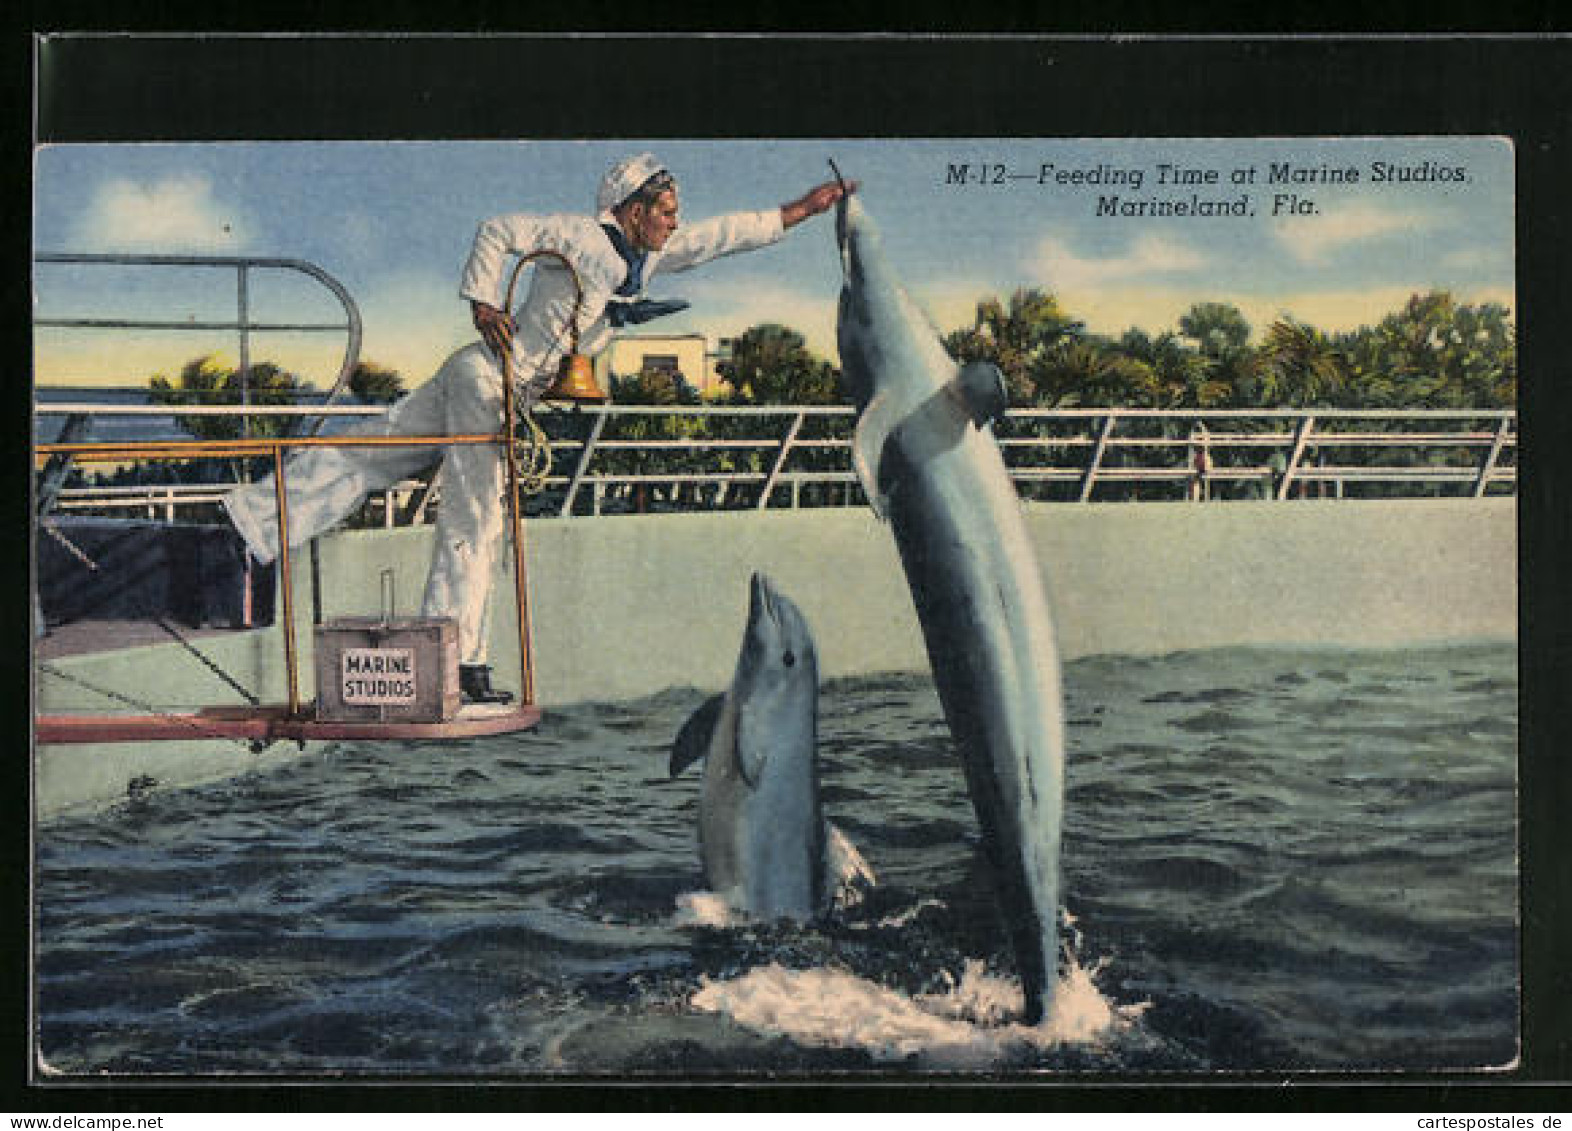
top-left (33, 137), bottom-right (1515, 390)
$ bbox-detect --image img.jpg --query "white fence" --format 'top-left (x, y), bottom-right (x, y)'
top-left (38, 403), bottom-right (1516, 521)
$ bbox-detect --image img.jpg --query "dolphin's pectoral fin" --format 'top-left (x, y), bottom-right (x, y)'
top-left (952, 361), bottom-right (1009, 429)
top-left (669, 693), bottom-right (726, 777)
top-left (852, 390), bottom-right (901, 520)
top-left (734, 702), bottom-right (775, 788)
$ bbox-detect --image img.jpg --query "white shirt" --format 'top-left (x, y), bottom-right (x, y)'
top-left (458, 208), bottom-right (785, 388)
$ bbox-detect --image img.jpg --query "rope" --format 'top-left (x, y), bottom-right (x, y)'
top-left (37, 516), bottom-right (265, 709)
top-left (500, 248), bottom-right (591, 499)
top-left (513, 409), bottom-right (553, 497)
top-left (40, 520), bottom-right (99, 571)
top-left (37, 662), bottom-right (264, 754)
top-left (152, 619), bottom-right (262, 706)
top-left (38, 246), bottom-right (580, 731)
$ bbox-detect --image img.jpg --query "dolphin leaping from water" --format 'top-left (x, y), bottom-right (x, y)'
top-left (670, 572), bottom-right (871, 922)
top-left (833, 180), bottom-right (1067, 1024)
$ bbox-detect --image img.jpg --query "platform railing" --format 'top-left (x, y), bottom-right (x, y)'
top-left (34, 254), bottom-right (364, 437)
top-left (35, 429), bottom-right (536, 717)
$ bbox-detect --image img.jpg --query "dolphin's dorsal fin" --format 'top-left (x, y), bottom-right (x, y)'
top-left (951, 360), bottom-right (1009, 430)
top-left (669, 693), bottom-right (726, 777)
top-left (852, 389), bottom-right (900, 521)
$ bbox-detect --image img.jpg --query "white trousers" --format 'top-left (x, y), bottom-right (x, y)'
top-left (223, 342), bottom-right (509, 665)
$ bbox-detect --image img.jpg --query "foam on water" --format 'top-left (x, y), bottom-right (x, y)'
top-left (688, 927), bottom-right (1147, 1069)
top-left (674, 890), bottom-right (741, 928)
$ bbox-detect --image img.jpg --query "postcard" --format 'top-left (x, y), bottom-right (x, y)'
top-left (29, 37), bottom-right (1534, 1092)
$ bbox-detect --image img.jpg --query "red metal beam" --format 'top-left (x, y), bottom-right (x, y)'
top-left (35, 705), bottom-right (542, 745)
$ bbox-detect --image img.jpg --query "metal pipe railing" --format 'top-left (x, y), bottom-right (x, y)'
top-left (37, 403), bottom-right (1516, 518)
top-left (34, 430), bottom-right (524, 718)
top-left (34, 254), bottom-right (365, 438)
top-left (39, 403), bottom-right (384, 418)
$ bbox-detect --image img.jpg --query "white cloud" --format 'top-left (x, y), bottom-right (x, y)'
top-left (677, 277), bottom-right (839, 360)
top-left (1272, 201), bottom-right (1437, 266)
top-left (1035, 233), bottom-right (1210, 291)
top-left (1439, 243), bottom-right (1512, 274)
top-left (73, 175), bottom-right (251, 253)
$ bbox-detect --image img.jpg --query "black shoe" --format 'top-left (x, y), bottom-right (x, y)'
top-left (460, 664), bottom-right (514, 705)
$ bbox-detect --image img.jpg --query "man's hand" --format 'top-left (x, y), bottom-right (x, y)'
top-left (781, 178), bottom-right (859, 229)
top-left (472, 300), bottom-right (516, 359)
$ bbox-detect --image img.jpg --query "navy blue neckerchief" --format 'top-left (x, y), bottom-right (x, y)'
top-left (600, 221), bottom-right (690, 327)
top-left (600, 222), bottom-right (647, 297)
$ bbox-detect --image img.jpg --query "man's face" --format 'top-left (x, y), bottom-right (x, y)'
top-left (629, 189), bottom-right (680, 252)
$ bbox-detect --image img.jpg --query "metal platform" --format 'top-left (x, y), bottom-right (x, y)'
top-left (35, 702), bottom-right (542, 745)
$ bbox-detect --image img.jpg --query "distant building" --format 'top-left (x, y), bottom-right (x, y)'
top-left (597, 333), bottom-right (734, 399)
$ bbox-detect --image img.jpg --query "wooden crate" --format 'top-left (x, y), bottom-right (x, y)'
top-left (313, 617), bottom-right (460, 723)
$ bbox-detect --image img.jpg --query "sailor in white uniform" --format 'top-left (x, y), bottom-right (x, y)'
top-left (224, 154), bottom-right (853, 703)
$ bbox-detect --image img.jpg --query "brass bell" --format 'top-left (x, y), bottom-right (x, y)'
top-left (543, 353), bottom-right (608, 403)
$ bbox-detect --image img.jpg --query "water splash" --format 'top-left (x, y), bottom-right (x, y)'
top-left (687, 943), bottom-right (1147, 1068)
top-left (825, 822), bottom-right (877, 909)
top-left (674, 890), bottom-right (741, 929)
top-left (672, 824), bottom-right (876, 928)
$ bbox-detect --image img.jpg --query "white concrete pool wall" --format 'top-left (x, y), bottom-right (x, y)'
top-left (454, 497), bottom-right (1513, 703)
top-left (36, 497), bottom-right (1516, 818)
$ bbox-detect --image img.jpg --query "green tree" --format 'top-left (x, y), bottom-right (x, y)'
top-left (1341, 291), bottom-right (1515, 408)
top-left (609, 364), bottom-right (701, 406)
top-left (348, 359), bottom-right (406, 404)
top-left (1177, 302), bottom-right (1260, 407)
top-left (717, 323), bottom-right (841, 404)
top-left (1254, 318), bottom-right (1349, 407)
top-left (1115, 328), bottom-right (1218, 407)
top-left (945, 288), bottom-right (1083, 406)
top-left (148, 355), bottom-right (314, 441)
top-left (599, 365), bottom-right (706, 510)
top-left (1034, 337), bottom-right (1160, 407)
top-left (1179, 302), bottom-right (1252, 358)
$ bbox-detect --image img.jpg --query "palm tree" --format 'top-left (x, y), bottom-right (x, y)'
top-left (1177, 302), bottom-right (1260, 407)
top-left (1340, 291), bottom-right (1515, 409)
top-left (1255, 318), bottom-right (1348, 407)
top-left (1034, 338), bottom-right (1158, 407)
top-left (348, 359), bottom-right (406, 404)
top-left (945, 288), bottom-right (1083, 406)
top-left (144, 355), bottom-right (315, 489)
top-left (148, 354), bottom-right (314, 442)
top-left (1116, 328), bottom-right (1218, 408)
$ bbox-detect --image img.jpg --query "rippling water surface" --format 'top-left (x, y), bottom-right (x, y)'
top-left (35, 644), bottom-right (1518, 1075)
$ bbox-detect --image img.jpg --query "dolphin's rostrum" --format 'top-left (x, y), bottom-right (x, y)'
top-left (834, 185), bottom-right (1068, 1024)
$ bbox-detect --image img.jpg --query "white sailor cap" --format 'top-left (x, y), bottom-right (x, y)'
top-left (596, 153), bottom-right (672, 217)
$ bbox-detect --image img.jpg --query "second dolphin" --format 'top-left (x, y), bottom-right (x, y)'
top-left (670, 572), bottom-right (868, 921)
